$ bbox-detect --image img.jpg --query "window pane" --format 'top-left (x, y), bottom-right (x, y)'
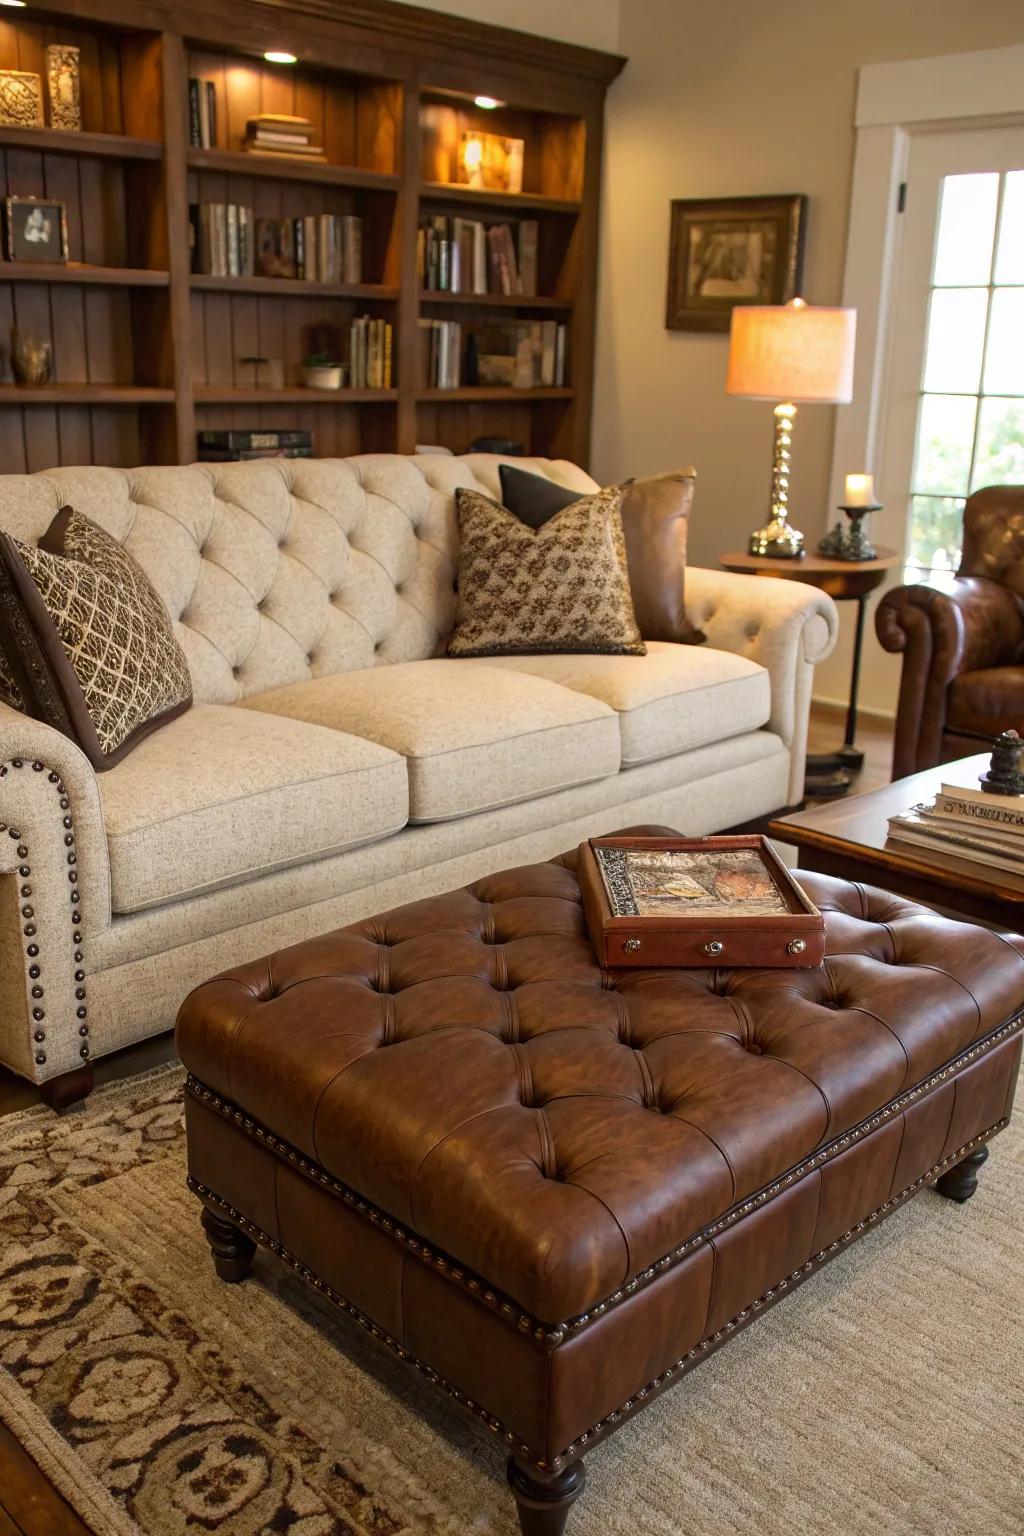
top-left (983, 287), bottom-right (1024, 395)
top-left (932, 173), bottom-right (999, 285)
top-left (994, 170), bottom-right (1024, 284)
top-left (911, 393), bottom-right (977, 495)
top-left (971, 396), bottom-right (1024, 489)
top-left (922, 287), bottom-right (988, 393)
top-left (908, 495), bottom-right (964, 575)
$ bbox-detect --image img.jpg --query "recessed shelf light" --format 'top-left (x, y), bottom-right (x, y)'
top-left (474, 96), bottom-right (503, 110)
top-left (0, 2), bottom-right (28, 9)
top-left (264, 50), bottom-right (297, 65)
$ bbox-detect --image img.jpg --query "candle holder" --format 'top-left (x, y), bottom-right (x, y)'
top-left (818, 500), bottom-right (881, 561)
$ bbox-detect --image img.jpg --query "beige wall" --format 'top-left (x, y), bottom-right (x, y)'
top-left (593, 0), bottom-right (1024, 713)
top-left (392, 0), bottom-right (621, 53)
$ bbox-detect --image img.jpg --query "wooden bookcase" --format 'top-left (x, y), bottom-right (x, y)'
top-left (0, 0), bottom-right (623, 473)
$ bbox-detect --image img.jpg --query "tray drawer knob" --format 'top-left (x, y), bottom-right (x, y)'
top-left (787, 938), bottom-right (807, 955)
top-left (703, 939), bottom-right (724, 957)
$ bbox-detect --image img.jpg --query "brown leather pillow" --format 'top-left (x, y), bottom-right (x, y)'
top-left (498, 463), bottom-right (706, 646)
top-left (0, 506), bottom-right (192, 769)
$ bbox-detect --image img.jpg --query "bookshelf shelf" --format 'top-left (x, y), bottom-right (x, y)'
top-left (195, 386), bottom-right (398, 405)
top-left (0, 126), bottom-right (162, 160)
top-left (187, 149), bottom-right (401, 193)
top-left (191, 275), bottom-right (399, 300)
top-left (420, 182), bottom-right (582, 216)
top-left (0, 2), bottom-right (620, 473)
top-left (0, 263), bottom-right (170, 288)
top-left (416, 387), bottom-right (574, 402)
top-left (419, 291), bottom-right (572, 310)
top-left (0, 385), bottom-right (175, 405)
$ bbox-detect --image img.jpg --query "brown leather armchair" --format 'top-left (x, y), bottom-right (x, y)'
top-left (876, 485), bottom-right (1024, 779)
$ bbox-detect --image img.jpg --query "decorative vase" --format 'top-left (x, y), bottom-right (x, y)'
top-left (10, 328), bottom-right (52, 386)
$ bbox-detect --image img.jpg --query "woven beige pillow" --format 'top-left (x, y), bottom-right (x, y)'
top-left (448, 484), bottom-right (646, 658)
top-left (0, 507), bottom-right (192, 769)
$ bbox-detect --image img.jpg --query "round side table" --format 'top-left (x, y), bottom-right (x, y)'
top-left (720, 546), bottom-right (901, 797)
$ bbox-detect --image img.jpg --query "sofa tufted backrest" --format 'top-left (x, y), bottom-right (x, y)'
top-left (0, 453), bottom-right (597, 704)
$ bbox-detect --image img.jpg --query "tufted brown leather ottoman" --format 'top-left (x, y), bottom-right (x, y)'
top-left (177, 835), bottom-right (1024, 1535)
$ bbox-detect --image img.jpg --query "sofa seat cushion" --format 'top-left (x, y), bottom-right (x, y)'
top-left (238, 659), bottom-right (621, 823)
top-left (465, 642), bottom-right (770, 767)
top-left (98, 703), bottom-right (408, 913)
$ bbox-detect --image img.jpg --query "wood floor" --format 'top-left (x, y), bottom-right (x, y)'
top-left (0, 703), bottom-right (895, 1536)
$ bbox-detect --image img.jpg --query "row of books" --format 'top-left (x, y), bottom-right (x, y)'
top-left (417, 216), bottom-right (539, 297)
top-left (887, 780), bottom-right (1024, 874)
top-left (188, 78), bottom-right (218, 149)
top-left (189, 206), bottom-right (363, 284)
top-left (418, 319), bottom-right (567, 390)
top-left (349, 316), bottom-right (393, 390)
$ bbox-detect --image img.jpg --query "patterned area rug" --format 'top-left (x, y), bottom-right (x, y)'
top-left (1, 1063), bottom-right (1022, 1536)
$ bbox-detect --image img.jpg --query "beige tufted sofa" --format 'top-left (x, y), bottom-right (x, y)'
top-left (0, 453), bottom-right (837, 1099)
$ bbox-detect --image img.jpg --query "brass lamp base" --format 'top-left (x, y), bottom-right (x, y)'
top-left (748, 517), bottom-right (805, 558)
top-left (748, 399), bottom-right (806, 559)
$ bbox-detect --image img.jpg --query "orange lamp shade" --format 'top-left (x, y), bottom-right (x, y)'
top-left (726, 299), bottom-right (856, 404)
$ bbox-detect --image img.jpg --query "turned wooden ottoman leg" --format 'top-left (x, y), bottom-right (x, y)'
top-left (935, 1145), bottom-right (989, 1203)
top-left (507, 1456), bottom-right (586, 1536)
top-left (201, 1206), bottom-right (256, 1282)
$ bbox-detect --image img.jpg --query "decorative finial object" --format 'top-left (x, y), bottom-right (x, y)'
top-left (980, 729), bottom-right (1024, 797)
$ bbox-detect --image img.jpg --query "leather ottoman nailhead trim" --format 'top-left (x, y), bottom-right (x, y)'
top-left (188, 1119), bottom-right (1006, 1474)
top-left (186, 1000), bottom-right (1023, 1345)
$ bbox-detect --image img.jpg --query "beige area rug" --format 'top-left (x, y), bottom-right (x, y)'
top-left (1, 1064), bottom-right (1022, 1536)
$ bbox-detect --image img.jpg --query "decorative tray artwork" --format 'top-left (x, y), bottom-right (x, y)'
top-left (579, 834), bottom-right (825, 969)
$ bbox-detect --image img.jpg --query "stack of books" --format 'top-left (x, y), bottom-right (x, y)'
top-left (188, 79), bottom-right (218, 148)
top-left (243, 114), bottom-right (326, 162)
top-left (418, 319), bottom-right (462, 389)
top-left (348, 316), bottom-right (392, 389)
top-left (418, 215), bottom-right (538, 297)
top-left (888, 781), bottom-right (1024, 874)
top-left (198, 429), bottom-right (314, 462)
top-left (190, 203), bottom-right (255, 277)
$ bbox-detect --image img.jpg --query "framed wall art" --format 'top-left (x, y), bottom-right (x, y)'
top-left (4, 197), bottom-right (69, 264)
top-left (665, 193), bottom-right (807, 333)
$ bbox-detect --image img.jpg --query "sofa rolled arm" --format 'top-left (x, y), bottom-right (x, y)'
top-left (686, 567), bottom-right (838, 805)
top-left (875, 577), bottom-right (1024, 777)
top-left (0, 703), bottom-right (110, 1084)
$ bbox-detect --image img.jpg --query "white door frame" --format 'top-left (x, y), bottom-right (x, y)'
top-left (829, 43), bottom-right (1024, 537)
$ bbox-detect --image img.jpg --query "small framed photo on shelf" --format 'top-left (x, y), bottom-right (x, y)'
top-left (665, 193), bottom-right (807, 334)
top-left (4, 197), bottom-right (69, 264)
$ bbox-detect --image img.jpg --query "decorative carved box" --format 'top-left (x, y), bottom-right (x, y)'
top-left (46, 46), bottom-right (81, 132)
top-left (0, 71), bottom-right (44, 129)
top-left (579, 834), bottom-right (826, 969)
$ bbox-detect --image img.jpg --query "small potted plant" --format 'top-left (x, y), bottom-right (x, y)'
top-left (301, 351), bottom-right (343, 390)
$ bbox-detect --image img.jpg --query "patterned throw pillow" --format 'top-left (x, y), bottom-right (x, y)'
top-left (0, 506), bottom-right (192, 769)
top-left (447, 484), bottom-right (646, 658)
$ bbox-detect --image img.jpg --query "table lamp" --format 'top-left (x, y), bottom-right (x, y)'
top-left (726, 298), bottom-right (856, 558)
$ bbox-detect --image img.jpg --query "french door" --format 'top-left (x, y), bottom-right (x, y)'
top-left (881, 125), bottom-right (1024, 586)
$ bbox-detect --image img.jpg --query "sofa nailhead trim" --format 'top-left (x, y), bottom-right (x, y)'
top-left (189, 1119), bottom-right (1005, 1475)
top-left (185, 1003), bottom-right (1022, 1348)
top-left (3, 758), bottom-right (88, 1077)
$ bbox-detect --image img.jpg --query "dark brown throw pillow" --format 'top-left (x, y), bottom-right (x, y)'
top-left (498, 463), bottom-right (706, 645)
top-left (0, 506), bottom-right (192, 769)
top-left (448, 484), bottom-right (646, 658)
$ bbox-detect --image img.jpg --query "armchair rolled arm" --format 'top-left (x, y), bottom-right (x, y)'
top-left (686, 567), bottom-right (839, 805)
top-left (0, 703), bottom-right (110, 1084)
top-left (875, 577), bottom-right (1024, 777)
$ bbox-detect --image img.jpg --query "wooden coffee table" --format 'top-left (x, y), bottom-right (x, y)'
top-left (770, 754), bottom-right (1024, 929)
